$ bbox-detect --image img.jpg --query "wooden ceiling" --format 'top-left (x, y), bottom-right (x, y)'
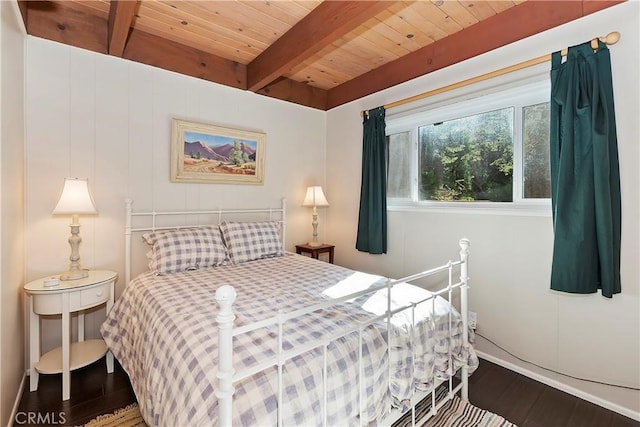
top-left (18, 1), bottom-right (622, 110)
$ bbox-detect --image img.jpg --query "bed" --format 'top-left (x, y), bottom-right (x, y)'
top-left (101, 199), bottom-right (478, 426)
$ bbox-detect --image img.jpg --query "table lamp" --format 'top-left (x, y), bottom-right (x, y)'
top-left (302, 186), bottom-right (329, 247)
top-left (52, 178), bottom-right (98, 280)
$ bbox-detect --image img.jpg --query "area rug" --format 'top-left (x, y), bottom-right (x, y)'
top-left (84, 403), bottom-right (146, 427)
top-left (393, 386), bottom-right (517, 427)
top-left (85, 395), bottom-right (516, 427)
top-left (422, 395), bottom-right (517, 427)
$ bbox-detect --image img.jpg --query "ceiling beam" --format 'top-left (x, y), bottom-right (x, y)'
top-left (123, 29), bottom-right (327, 108)
top-left (17, 1), bottom-right (28, 29)
top-left (256, 78), bottom-right (328, 110)
top-left (246, 1), bottom-right (395, 92)
top-left (123, 29), bottom-right (246, 90)
top-left (107, 0), bottom-right (138, 57)
top-left (25, 1), bottom-right (108, 54)
top-left (326, 0), bottom-right (625, 110)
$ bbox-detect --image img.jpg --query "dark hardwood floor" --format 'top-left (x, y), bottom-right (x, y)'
top-left (468, 360), bottom-right (639, 427)
top-left (14, 359), bottom-right (135, 426)
top-left (14, 357), bottom-right (639, 426)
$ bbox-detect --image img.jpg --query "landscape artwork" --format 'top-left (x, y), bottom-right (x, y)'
top-left (171, 119), bottom-right (265, 184)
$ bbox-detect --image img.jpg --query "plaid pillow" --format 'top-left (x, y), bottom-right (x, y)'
top-left (219, 221), bottom-right (283, 264)
top-left (142, 226), bottom-right (228, 274)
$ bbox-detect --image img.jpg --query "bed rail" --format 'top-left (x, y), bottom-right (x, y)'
top-left (215, 238), bottom-right (471, 427)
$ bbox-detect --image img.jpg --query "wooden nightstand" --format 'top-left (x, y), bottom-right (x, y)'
top-left (24, 270), bottom-right (117, 401)
top-left (295, 243), bottom-right (335, 264)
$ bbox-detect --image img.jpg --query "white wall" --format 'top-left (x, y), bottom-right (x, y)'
top-left (0, 0), bottom-right (26, 425)
top-left (326, 0), bottom-right (639, 411)
top-left (25, 38), bottom-right (327, 353)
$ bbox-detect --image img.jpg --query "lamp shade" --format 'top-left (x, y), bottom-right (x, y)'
top-left (302, 186), bottom-right (329, 207)
top-left (52, 178), bottom-right (98, 215)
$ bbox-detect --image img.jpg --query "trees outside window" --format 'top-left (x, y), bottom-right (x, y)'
top-left (386, 80), bottom-right (551, 210)
top-left (418, 108), bottom-right (514, 202)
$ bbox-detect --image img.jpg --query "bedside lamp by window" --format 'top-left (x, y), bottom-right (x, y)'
top-left (52, 178), bottom-right (98, 280)
top-left (302, 186), bottom-right (329, 247)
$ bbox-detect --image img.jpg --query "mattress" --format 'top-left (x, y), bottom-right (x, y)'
top-left (101, 253), bottom-right (477, 426)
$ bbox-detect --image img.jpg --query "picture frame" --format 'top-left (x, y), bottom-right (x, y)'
top-left (171, 118), bottom-right (266, 184)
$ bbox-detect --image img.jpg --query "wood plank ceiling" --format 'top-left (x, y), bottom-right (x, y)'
top-left (18, 0), bottom-right (622, 110)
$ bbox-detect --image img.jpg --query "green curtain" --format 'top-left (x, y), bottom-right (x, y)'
top-left (549, 40), bottom-right (621, 298)
top-left (356, 106), bottom-right (387, 254)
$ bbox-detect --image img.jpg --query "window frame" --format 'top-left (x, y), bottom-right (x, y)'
top-left (386, 80), bottom-right (551, 216)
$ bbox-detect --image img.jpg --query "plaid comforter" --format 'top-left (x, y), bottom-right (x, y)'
top-left (101, 253), bottom-right (478, 426)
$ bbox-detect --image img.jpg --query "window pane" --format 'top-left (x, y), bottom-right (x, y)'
top-left (523, 102), bottom-right (551, 198)
top-left (387, 132), bottom-right (412, 199)
top-left (418, 108), bottom-right (514, 202)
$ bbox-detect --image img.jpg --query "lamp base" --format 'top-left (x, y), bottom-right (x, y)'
top-left (307, 241), bottom-right (323, 247)
top-left (59, 269), bottom-right (89, 281)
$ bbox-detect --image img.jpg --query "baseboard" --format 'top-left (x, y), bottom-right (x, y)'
top-left (476, 350), bottom-right (640, 422)
top-left (7, 373), bottom-right (26, 427)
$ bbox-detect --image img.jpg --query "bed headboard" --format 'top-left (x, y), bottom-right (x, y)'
top-left (124, 198), bottom-right (287, 284)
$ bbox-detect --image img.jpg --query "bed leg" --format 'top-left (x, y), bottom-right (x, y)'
top-left (216, 285), bottom-right (237, 427)
top-left (459, 238), bottom-right (470, 401)
top-left (461, 366), bottom-right (469, 401)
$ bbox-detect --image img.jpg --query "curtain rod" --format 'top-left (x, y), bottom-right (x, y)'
top-left (362, 31), bottom-right (620, 117)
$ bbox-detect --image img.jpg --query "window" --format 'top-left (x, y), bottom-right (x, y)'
top-left (386, 80), bottom-right (551, 214)
top-left (522, 102), bottom-right (551, 198)
top-left (387, 131), bottom-right (412, 198)
top-left (419, 107), bottom-right (514, 202)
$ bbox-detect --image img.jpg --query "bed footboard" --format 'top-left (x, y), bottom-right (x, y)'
top-left (215, 238), bottom-right (472, 427)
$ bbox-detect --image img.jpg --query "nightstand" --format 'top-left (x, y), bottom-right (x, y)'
top-left (295, 243), bottom-right (335, 264)
top-left (24, 270), bottom-right (117, 401)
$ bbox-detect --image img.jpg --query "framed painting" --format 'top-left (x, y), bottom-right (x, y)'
top-left (171, 119), bottom-right (266, 184)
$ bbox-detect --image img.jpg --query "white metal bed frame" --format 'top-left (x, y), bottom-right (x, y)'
top-left (123, 198), bottom-right (471, 427)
